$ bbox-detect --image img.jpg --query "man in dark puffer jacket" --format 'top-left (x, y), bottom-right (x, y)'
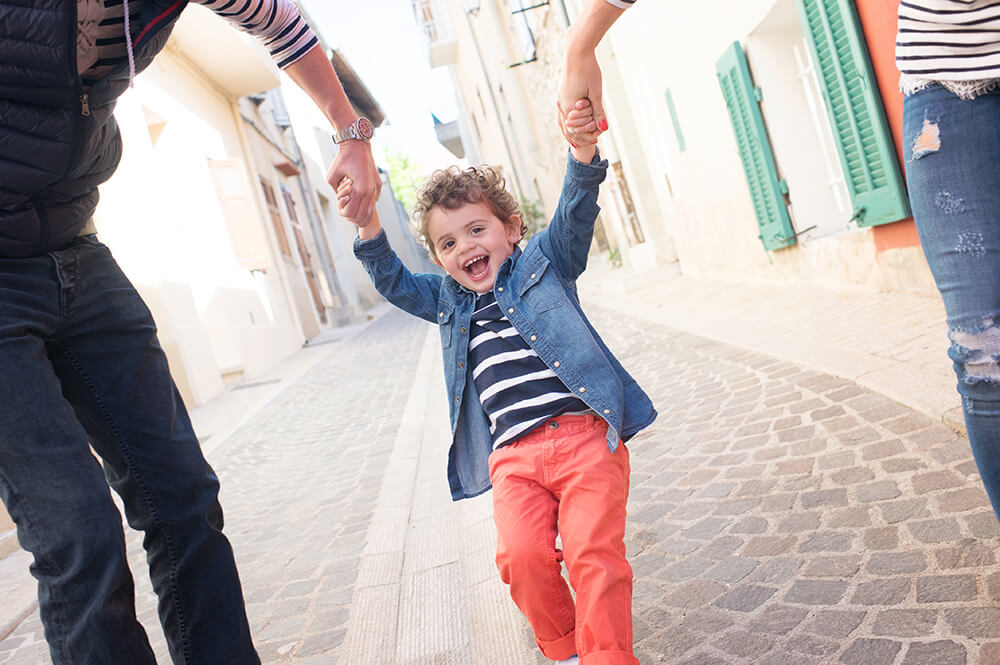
top-left (0, 1), bottom-right (380, 663)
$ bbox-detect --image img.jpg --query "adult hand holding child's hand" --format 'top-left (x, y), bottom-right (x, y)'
top-left (338, 176), bottom-right (382, 240)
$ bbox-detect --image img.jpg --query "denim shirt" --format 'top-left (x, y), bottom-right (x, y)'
top-left (354, 153), bottom-right (657, 501)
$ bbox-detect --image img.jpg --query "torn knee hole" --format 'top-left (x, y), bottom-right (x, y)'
top-left (951, 318), bottom-right (1000, 381)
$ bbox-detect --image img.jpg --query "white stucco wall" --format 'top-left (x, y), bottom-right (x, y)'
top-left (576, 0), bottom-right (935, 293)
top-left (97, 35), bottom-right (305, 406)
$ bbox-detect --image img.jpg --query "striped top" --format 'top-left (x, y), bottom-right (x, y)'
top-left (77, 0), bottom-right (317, 88)
top-left (469, 289), bottom-right (590, 450)
top-left (605, 0), bottom-right (635, 8)
top-left (897, 1), bottom-right (1000, 81)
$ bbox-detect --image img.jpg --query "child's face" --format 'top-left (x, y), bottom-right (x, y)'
top-left (426, 201), bottom-right (522, 294)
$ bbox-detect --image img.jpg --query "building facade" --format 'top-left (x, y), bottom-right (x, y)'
top-left (96, 6), bottom-right (412, 408)
top-left (413, 0), bottom-right (931, 295)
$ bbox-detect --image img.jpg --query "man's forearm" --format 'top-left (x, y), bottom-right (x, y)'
top-left (283, 44), bottom-right (358, 132)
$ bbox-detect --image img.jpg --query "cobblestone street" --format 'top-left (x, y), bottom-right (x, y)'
top-left (2, 304), bottom-right (999, 665)
top-left (597, 307), bottom-right (1000, 665)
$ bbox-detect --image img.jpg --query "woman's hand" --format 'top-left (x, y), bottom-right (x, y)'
top-left (557, 50), bottom-right (607, 147)
top-left (555, 0), bottom-right (623, 145)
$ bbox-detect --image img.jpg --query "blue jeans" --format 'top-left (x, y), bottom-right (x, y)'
top-left (0, 236), bottom-right (259, 664)
top-left (904, 84), bottom-right (1000, 524)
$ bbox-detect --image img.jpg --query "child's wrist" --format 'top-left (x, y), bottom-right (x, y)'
top-left (571, 144), bottom-right (597, 164)
top-left (357, 219), bottom-right (382, 241)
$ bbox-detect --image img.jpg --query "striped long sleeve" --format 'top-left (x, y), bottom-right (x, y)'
top-left (197, 0), bottom-right (319, 69)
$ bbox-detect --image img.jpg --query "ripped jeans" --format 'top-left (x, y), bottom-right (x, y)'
top-left (904, 83), bottom-right (1000, 523)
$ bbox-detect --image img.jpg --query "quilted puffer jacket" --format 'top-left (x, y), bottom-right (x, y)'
top-left (0, 0), bottom-right (187, 257)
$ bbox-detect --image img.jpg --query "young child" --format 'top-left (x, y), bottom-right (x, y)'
top-left (340, 101), bottom-right (656, 665)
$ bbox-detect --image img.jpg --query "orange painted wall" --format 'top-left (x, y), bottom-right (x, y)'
top-left (855, 0), bottom-right (921, 252)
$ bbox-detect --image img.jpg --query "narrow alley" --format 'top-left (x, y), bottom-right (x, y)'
top-left (1, 279), bottom-right (998, 665)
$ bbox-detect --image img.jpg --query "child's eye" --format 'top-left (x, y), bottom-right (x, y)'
top-left (441, 240), bottom-right (455, 250)
top-left (471, 226), bottom-right (484, 234)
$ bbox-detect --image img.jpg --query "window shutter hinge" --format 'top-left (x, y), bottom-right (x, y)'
top-left (778, 179), bottom-right (789, 195)
top-left (753, 86), bottom-right (763, 102)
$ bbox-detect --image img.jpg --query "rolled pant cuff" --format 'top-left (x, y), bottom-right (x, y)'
top-left (537, 629), bottom-right (577, 660)
top-left (581, 650), bottom-right (640, 665)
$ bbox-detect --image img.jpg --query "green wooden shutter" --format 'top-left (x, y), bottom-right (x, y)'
top-left (796, 0), bottom-right (909, 227)
top-left (715, 41), bottom-right (796, 251)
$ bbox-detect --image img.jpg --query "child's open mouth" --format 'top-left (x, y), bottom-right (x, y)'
top-left (464, 255), bottom-right (490, 280)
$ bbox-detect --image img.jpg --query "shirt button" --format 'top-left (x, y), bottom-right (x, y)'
top-left (461, 327), bottom-right (467, 334)
top-left (548, 420), bottom-right (558, 429)
top-left (530, 335), bottom-right (537, 342)
top-left (439, 312), bottom-right (444, 318)
top-left (553, 361), bottom-right (560, 368)
top-left (603, 409), bottom-right (610, 414)
top-left (578, 387), bottom-right (586, 393)
top-left (455, 396), bottom-right (460, 402)
top-left (508, 307), bottom-right (514, 314)
top-left (530, 273), bottom-right (536, 279)
top-left (459, 362), bottom-right (464, 368)
top-left (498, 286), bottom-right (504, 292)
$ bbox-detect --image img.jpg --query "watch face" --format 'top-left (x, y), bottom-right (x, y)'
top-left (357, 117), bottom-right (374, 140)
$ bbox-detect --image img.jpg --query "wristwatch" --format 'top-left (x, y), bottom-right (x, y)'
top-left (332, 117), bottom-right (374, 144)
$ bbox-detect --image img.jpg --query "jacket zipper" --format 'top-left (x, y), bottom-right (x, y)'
top-left (69, 1), bottom-right (90, 184)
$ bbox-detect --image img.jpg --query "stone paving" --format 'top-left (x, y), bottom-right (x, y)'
top-left (1, 301), bottom-right (999, 665)
top-left (0, 310), bottom-right (435, 665)
top-left (586, 306), bottom-right (1000, 665)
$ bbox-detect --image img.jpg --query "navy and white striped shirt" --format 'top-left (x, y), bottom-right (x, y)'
top-left (605, 0), bottom-right (635, 8)
top-left (897, 1), bottom-right (1000, 80)
top-left (469, 289), bottom-right (590, 449)
top-left (77, 0), bottom-right (318, 88)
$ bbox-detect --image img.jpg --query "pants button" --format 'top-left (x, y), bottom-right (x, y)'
top-left (548, 420), bottom-right (559, 430)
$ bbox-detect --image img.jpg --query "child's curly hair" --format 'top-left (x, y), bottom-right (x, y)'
top-left (412, 165), bottom-right (525, 259)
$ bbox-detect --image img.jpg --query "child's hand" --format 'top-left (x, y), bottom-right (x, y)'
top-left (561, 98), bottom-right (600, 147)
top-left (336, 176), bottom-right (356, 221)
top-left (561, 98), bottom-right (598, 164)
top-left (338, 176), bottom-right (382, 239)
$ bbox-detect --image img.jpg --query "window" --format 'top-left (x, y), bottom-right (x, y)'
top-left (208, 159), bottom-right (270, 271)
top-left (716, 0), bottom-right (909, 251)
top-left (796, 0), bottom-right (909, 227)
top-left (260, 177), bottom-right (292, 258)
top-left (411, 0), bottom-right (438, 41)
top-left (506, 0), bottom-right (540, 66)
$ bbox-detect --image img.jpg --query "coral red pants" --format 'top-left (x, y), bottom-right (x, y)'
top-left (488, 414), bottom-right (637, 665)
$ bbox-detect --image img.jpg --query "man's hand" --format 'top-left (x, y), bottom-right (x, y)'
top-left (327, 140), bottom-right (381, 226)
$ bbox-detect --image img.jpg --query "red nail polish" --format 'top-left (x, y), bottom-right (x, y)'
top-left (598, 118), bottom-right (609, 132)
